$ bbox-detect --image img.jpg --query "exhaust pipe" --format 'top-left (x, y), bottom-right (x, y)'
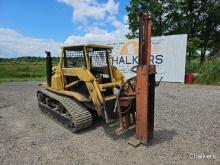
top-left (45, 51), bottom-right (52, 87)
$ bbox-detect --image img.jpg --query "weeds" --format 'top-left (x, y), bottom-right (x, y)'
top-left (186, 58), bottom-right (220, 85)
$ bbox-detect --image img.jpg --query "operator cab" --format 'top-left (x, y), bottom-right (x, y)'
top-left (62, 44), bottom-right (113, 84)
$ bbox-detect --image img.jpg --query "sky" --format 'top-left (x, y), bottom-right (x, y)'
top-left (0, 0), bottom-right (130, 58)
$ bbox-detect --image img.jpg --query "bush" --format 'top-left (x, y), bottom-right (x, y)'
top-left (186, 58), bottom-right (200, 73)
top-left (186, 58), bottom-right (220, 85)
top-left (196, 61), bottom-right (220, 85)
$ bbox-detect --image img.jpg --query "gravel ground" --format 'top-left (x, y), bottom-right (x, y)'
top-left (0, 82), bottom-right (219, 165)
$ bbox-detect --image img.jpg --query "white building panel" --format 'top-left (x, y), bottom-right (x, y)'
top-left (108, 34), bottom-right (187, 83)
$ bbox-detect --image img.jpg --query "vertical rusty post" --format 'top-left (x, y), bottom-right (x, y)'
top-left (135, 13), bottom-right (156, 145)
top-left (138, 13), bottom-right (152, 65)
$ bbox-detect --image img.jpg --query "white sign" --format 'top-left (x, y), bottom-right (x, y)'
top-left (108, 34), bottom-right (187, 83)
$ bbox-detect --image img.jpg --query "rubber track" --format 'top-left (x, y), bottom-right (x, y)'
top-left (37, 88), bottom-right (92, 132)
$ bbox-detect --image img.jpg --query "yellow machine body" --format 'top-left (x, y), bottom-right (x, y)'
top-left (41, 44), bottom-right (125, 117)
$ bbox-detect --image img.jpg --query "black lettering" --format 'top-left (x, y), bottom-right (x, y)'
top-left (112, 56), bottom-right (118, 64)
top-left (119, 56), bottom-right (125, 64)
top-left (156, 55), bottom-right (163, 64)
top-left (132, 56), bottom-right (138, 64)
top-left (150, 55), bottom-right (154, 64)
top-left (126, 56), bottom-right (131, 64)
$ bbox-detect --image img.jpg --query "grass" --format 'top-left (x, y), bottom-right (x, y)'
top-left (0, 77), bottom-right (46, 83)
top-left (196, 61), bottom-right (220, 85)
top-left (0, 60), bottom-right (58, 82)
top-left (186, 57), bottom-right (220, 85)
top-left (0, 61), bottom-right (44, 80)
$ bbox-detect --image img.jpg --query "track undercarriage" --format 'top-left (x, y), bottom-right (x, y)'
top-left (37, 89), bottom-right (93, 133)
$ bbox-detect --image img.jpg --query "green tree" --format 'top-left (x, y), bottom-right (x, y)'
top-left (126, 0), bottom-right (220, 63)
top-left (198, 0), bottom-right (220, 62)
top-left (126, 0), bottom-right (166, 38)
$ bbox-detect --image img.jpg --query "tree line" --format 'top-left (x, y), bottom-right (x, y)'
top-left (126, 0), bottom-right (220, 63)
top-left (0, 56), bottom-right (60, 62)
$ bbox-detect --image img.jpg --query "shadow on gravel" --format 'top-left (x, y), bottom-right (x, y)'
top-left (79, 117), bottom-right (135, 140)
top-left (102, 123), bottom-right (135, 141)
top-left (76, 114), bottom-right (178, 145)
top-left (147, 129), bottom-right (178, 146)
top-left (78, 117), bottom-right (106, 134)
top-left (80, 119), bottom-right (177, 144)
